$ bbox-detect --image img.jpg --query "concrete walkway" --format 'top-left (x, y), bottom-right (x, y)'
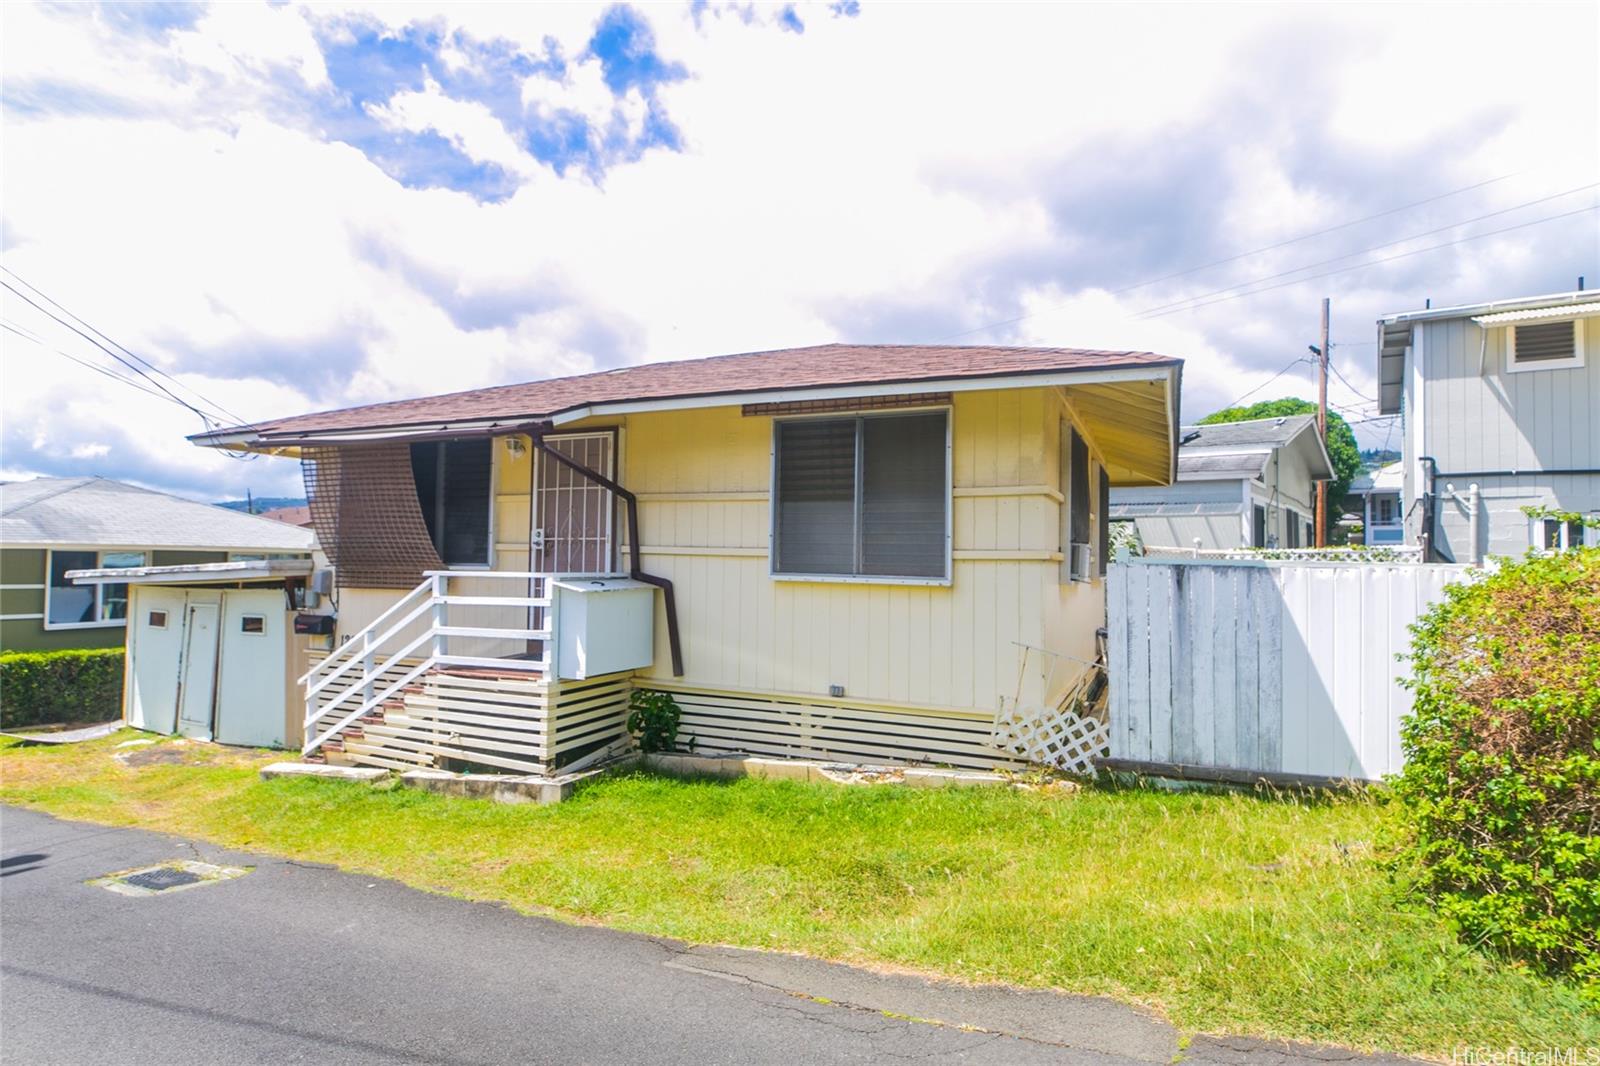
top-left (0, 807), bottom-right (1413, 1065)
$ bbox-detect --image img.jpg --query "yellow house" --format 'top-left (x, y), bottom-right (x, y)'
top-left (196, 344), bottom-right (1181, 772)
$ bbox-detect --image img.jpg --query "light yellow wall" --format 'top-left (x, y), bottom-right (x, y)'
top-left (335, 387), bottom-right (1118, 718)
top-left (1041, 390), bottom-right (1110, 707)
top-left (616, 388), bottom-right (1100, 716)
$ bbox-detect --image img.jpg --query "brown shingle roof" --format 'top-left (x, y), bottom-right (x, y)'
top-left (200, 343), bottom-right (1181, 443)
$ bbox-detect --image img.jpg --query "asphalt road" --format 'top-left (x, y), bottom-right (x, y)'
top-left (0, 807), bottom-right (1410, 1065)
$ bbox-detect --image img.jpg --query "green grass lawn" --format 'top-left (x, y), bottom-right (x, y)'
top-left (2, 731), bottom-right (1594, 1059)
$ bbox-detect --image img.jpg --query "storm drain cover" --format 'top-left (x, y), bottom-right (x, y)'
top-left (90, 861), bottom-right (250, 897)
top-left (122, 867), bottom-right (203, 892)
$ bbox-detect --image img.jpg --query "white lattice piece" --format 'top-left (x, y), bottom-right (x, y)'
top-left (993, 702), bottom-right (1110, 776)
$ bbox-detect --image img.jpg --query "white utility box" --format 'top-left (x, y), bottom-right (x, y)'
top-left (551, 577), bottom-right (656, 680)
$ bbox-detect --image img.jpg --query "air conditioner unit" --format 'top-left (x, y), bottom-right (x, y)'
top-left (1069, 542), bottom-right (1094, 581)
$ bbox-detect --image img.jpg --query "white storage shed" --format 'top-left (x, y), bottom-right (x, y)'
top-left (69, 560), bottom-right (319, 748)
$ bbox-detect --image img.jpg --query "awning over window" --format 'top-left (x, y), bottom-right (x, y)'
top-left (1471, 301), bottom-right (1600, 325)
top-left (66, 559), bottom-right (313, 585)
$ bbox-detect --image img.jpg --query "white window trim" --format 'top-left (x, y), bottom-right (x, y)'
top-left (43, 549), bottom-right (146, 630)
top-left (1504, 318), bottom-right (1585, 374)
top-left (1528, 514), bottom-right (1600, 551)
top-left (768, 405), bottom-right (954, 587)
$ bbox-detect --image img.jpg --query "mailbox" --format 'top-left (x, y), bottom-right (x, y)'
top-left (293, 613), bottom-right (336, 636)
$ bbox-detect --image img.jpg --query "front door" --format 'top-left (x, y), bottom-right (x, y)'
top-left (532, 432), bottom-right (617, 574)
top-left (177, 599), bottom-right (221, 740)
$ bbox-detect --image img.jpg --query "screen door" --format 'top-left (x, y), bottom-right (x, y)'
top-left (532, 432), bottom-right (617, 575)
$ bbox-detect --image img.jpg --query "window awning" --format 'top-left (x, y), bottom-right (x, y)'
top-left (66, 559), bottom-right (313, 586)
top-left (1471, 301), bottom-right (1600, 326)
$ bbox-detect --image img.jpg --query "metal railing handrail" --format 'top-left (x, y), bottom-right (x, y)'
top-left (297, 578), bottom-right (432, 686)
top-left (301, 570), bottom-right (559, 759)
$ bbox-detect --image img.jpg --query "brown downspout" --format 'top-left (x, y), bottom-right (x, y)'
top-left (528, 428), bottom-right (685, 677)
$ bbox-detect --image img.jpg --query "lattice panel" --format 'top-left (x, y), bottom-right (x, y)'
top-left (993, 702), bottom-right (1110, 777)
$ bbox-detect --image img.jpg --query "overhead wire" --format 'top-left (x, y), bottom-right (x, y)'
top-left (1137, 202), bottom-right (1600, 320)
top-left (3, 321), bottom-right (174, 402)
top-left (0, 269), bottom-right (251, 430)
top-left (931, 172), bottom-right (1525, 343)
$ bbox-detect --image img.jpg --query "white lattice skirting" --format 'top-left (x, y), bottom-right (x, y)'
top-left (992, 702), bottom-right (1111, 776)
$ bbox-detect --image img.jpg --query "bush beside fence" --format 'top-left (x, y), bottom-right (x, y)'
top-left (0, 648), bottom-right (124, 729)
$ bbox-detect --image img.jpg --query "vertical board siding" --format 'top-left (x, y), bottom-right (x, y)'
top-left (618, 391), bottom-right (1085, 716)
top-left (1107, 559), bottom-right (1470, 781)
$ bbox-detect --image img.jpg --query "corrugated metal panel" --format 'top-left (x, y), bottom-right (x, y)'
top-left (1471, 300), bottom-right (1600, 325)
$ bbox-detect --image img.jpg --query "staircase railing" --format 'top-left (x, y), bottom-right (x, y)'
top-left (301, 571), bottom-right (562, 758)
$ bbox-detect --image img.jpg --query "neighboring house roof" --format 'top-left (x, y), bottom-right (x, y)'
top-left (0, 478), bottom-right (317, 552)
top-left (1169, 414), bottom-right (1333, 482)
top-left (1177, 452), bottom-right (1272, 479)
top-left (1179, 413), bottom-right (1318, 450)
top-left (1375, 289), bottom-right (1595, 414)
top-left (192, 343), bottom-right (1181, 446)
top-left (1109, 500), bottom-right (1243, 518)
top-left (1349, 462), bottom-right (1403, 495)
top-left (259, 504), bottom-right (313, 527)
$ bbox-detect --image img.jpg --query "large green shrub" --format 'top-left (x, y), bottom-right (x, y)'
top-left (0, 648), bottom-right (125, 729)
top-left (1390, 548), bottom-right (1599, 1002)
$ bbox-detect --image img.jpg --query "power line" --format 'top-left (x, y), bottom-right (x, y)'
top-left (1217, 354), bottom-right (1315, 411)
top-left (2, 321), bottom-right (174, 402)
top-left (0, 270), bottom-right (249, 430)
top-left (1135, 182), bottom-right (1599, 318)
top-left (1109, 172), bottom-right (1520, 296)
top-left (931, 172), bottom-right (1523, 343)
top-left (1327, 358), bottom-right (1375, 404)
top-left (1139, 203), bottom-right (1600, 320)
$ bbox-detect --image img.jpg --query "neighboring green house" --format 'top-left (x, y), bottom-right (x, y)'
top-left (1, 477), bottom-right (315, 652)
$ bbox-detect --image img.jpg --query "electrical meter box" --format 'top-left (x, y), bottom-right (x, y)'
top-left (550, 578), bottom-right (656, 680)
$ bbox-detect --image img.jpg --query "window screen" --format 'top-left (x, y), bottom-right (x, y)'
top-left (47, 551), bottom-right (97, 624)
top-left (1286, 516), bottom-right (1300, 549)
top-left (411, 439), bottom-right (492, 565)
top-left (1252, 505), bottom-right (1266, 547)
top-left (774, 411), bottom-right (948, 579)
top-left (1067, 428), bottom-right (1090, 579)
top-left (1096, 466), bottom-right (1110, 576)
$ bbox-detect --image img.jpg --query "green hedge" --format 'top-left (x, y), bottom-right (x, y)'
top-left (1390, 548), bottom-right (1599, 1005)
top-left (0, 648), bottom-right (125, 729)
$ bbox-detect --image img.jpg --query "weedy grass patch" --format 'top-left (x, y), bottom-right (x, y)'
top-left (2, 731), bottom-right (1595, 1058)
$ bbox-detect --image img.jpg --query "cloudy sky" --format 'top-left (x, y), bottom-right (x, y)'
top-left (2, 1), bottom-right (1596, 500)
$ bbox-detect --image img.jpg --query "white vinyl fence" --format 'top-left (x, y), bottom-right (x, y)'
top-left (1105, 557), bottom-right (1472, 782)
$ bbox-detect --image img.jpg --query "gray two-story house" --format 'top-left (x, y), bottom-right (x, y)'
top-left (1376, 289), bottom-right (1600, 561)
top-left (1109, 414), bottom-right (1333, 551)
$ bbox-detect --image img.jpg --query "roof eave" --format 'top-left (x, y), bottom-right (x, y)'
top-left (198, 362), bottom-right (1183, 454)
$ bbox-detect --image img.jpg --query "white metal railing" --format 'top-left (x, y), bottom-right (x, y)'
top-left (301, 571), bottom-right (576, 758)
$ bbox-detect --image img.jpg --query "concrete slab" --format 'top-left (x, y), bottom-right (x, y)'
top-left (259, 762), bottom-right (387, 783)
top-left (903, 768), bottom-right (1007, 788)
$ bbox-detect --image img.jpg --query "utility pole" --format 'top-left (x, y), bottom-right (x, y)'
top-left (1315, 297), bottom-right (1330, 547)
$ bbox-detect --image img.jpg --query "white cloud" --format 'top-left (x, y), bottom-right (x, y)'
top-left (2, 0), bottom-right (1595, 496)
top-left (367, 77), bottom-right (543, 179)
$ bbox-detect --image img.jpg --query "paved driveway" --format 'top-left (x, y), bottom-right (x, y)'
top-left (0, 807), bottom-right (1410, 1065)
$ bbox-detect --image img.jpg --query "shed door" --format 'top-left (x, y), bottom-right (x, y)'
top-left (215, 591), bottom-right (286, 748)
top-left (533, 432), bottom-right (616, 574)
top-left (127, 587), bottom-right (186, 734)
top-left (177, 597), bottom-right (221, 740)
